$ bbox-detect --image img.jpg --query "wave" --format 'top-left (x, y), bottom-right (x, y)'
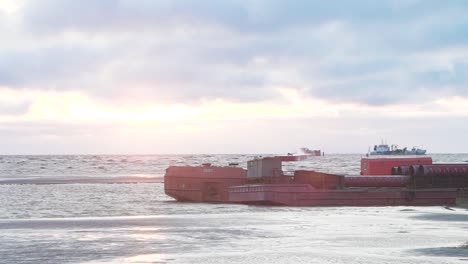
top-left (0, 176), bottom-right (164, 185)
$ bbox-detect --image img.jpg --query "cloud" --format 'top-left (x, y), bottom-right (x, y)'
top-left (2, 113), bottom-right (468, 154)
top-left (0, 0), bottom-right (467, 106)
top-left (0, 99), bottom-right (31, 116)
top-left (0, 46), bottom-right (108, 89)
top-left (20, 0), bottom-right (454, 35)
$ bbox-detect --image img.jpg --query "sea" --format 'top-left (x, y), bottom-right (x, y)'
top-left (0, 154), bottom-right (467, 264)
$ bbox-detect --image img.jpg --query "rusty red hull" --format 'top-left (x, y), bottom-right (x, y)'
top-left (164, 165), bottom-right (247, 202)
top-left (164, 157), bottom-right (464, 207)
top-left (228, 184), bottom-right (456, 206)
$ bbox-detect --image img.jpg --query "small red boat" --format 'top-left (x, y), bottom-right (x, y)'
top-left (164, 156), bottom-right (468, 207)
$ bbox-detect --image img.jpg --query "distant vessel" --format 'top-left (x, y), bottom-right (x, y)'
top-left (300, 148), bottom-right (321, 156)
top-left (275, 147), bottom-right (321, 162)
top-left (370, 143), bottom-right (426, 155)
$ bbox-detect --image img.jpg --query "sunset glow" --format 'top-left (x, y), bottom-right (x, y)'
top-left (1, 1), bottom-right (468, 153)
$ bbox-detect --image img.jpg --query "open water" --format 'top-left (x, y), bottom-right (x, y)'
top-left (0, 154), bottom-right (467, 263)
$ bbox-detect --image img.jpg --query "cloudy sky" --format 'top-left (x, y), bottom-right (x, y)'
top-left (1, 0), bottom-right (468, 154)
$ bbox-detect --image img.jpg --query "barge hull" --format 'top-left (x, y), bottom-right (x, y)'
top-left (164, 157), bottom-right (465, 206)
top-left (229, 185), bottom-right (457, 206)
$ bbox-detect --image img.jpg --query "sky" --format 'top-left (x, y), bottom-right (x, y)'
top-left (1, 0), bottom-right (468, 154)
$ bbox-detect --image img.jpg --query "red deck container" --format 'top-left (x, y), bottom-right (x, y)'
top-left (294, 170), bottom-right (344, 189)
top-left (361, 157), bottom-right (432, 175)
top-left (345, 176), bottom-right (411, 187)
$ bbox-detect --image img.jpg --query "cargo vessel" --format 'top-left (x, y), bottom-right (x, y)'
top-left (164, 156), bottom-right (468, 206)
top-left (370, 143), bottom-right (426, 155)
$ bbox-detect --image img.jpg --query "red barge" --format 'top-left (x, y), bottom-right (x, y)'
top-left (164, 156), bottom-right (468, 206)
